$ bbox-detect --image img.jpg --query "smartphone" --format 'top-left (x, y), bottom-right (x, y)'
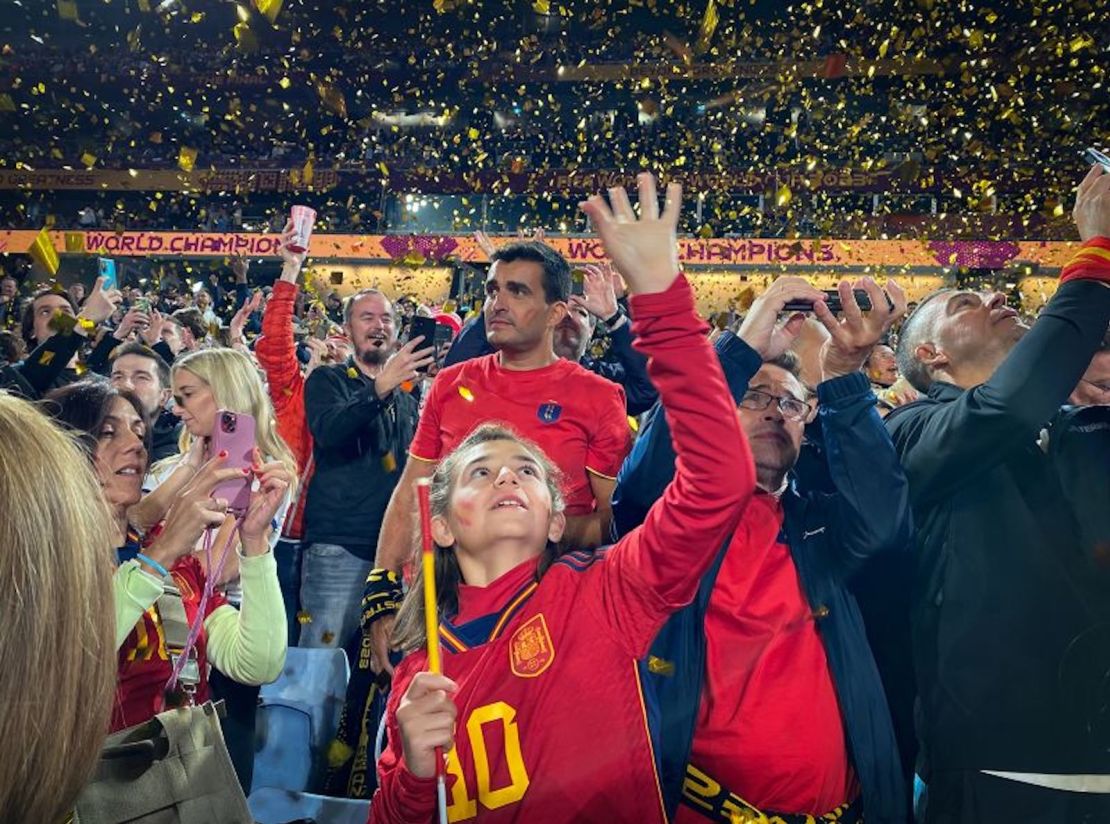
top-left (1084, 147), bottom-right (1110, 173)
top-left (135, 296), bottom-right (151, 313)
top-left (783, 289), bottom-right (875, 313)
top-left (210, 410), bottom-right (256, 515)
top-left (571, 269), bottom-right (586, 297)
top-left (408, 316), bottom-right (439, 372)
top-left (98, 258), bottom-right (117, 291)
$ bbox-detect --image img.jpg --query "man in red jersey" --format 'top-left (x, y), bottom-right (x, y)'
top-left (368, 172), bottom-right (756, 824)
top-left (614, 274), bottom-right (913, 823)
top-left (366, 240), bottom-right (630, 674)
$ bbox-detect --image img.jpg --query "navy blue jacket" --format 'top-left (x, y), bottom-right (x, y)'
top-left (442, 313), bottom-right (658, 415)
top-left (612, 331), bottom-right (911, 823)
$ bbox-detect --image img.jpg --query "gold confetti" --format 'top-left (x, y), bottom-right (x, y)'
top-left (80, 152), bottom-right (96, 169)
top-left (347, 367), bottom-right (359, 379)
top-left (177, 146), bottom-right (197, 172)
top-left (381, 452), bottom-right (397, 473)
top-left (458, 386), bottom-right (475, 402)
top-left (56, 0), bottom-right (79, 21)
top-left (64, 232), bottom-right (84, 252)
top-left (28, 228), bottom-right (59, 276)
top-left (253, 0), bottom-right (283, 24)
top-left (297, 611), bottom-right (312, 625)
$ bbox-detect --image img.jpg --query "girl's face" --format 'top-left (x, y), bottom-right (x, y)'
top-left (432, 438), bottom-right (565, 556)
top-left (172, 368), bottom-right (218, 440)
top-left (93, 396), bottom-right (148, 510)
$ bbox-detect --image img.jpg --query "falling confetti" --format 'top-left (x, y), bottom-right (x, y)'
top-left (458, 386), bottom-right (475, 402)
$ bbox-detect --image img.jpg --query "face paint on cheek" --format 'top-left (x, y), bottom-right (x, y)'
top-left (453, 497), bottom-right (474, 529)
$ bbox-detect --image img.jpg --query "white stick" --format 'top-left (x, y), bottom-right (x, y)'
top-left (437, 775), bottom-right (449, 824)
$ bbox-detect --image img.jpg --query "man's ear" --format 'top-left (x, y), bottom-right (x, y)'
top-left (431, 514), bottom-right (456, 549)
top-left (915, 342), bottom-right (947, 369)
top-left (159, 387), bottom-right (172, 408)
top-left (546, 301), bottom-right (569, 330)
top-left (547, 511), bottom-right (566, 545)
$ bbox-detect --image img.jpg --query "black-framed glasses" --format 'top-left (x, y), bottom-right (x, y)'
top-left (739, 388), bottom-right (810, 421)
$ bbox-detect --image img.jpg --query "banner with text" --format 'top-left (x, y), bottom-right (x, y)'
top-left (0, 229), bottom-right (1082, 270)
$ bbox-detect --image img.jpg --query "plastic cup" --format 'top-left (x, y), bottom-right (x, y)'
top-left (288, 205), bottom-right (316, 254)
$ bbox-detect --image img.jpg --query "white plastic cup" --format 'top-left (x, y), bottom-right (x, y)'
top-left (288, 205), bottom-right (316, 254)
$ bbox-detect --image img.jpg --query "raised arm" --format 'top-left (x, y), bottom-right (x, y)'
top-left (888, 168), bottom-right (1110, 502)
top-left (578, 174), bottom-right (756, 657)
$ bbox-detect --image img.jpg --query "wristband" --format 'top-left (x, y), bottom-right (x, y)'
top-left (602, 308), bottom-right (624, 327)
top-left (360, 568), bottom-right (404, 632)
top-left (135, 553), bottom-right (169, 579)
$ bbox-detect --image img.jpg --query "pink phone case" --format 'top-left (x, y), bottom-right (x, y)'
top-left (210, 410), bottom-right (256, 514)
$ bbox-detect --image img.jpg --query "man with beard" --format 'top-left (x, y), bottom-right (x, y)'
top-left (299, 288), bottom-right (435, 649)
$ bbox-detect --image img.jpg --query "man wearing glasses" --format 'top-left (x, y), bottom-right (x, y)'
top-left (613, 276), bottom-right (913, 823)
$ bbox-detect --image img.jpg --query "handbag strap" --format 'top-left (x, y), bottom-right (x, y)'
top-left (156, 579), bottom-right (191, 653)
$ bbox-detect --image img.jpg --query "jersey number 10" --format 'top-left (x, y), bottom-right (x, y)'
top-left (445, 701), bottom-right (531, 821)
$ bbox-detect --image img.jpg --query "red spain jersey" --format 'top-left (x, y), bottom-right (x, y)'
top-left (408, 353), bottom-right (630, 515)
top-left (369, 276), bottom-right (756, 823)
top-left (112, 556), bottom-right (226, 731)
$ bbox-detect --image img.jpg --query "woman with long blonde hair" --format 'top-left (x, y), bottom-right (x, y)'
top-left (152, 346), bottom-right (298, 785)
top-left (0, 390), bottom-right (116, 823)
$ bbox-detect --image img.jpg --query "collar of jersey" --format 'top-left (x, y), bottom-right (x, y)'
top-left (439, 578), bottom-right (540, 654)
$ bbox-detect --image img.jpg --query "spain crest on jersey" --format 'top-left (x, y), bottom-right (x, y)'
top-left (509, 613), bottom-right (555, 678)
top-left (536, 402), bottom-right (562, 424)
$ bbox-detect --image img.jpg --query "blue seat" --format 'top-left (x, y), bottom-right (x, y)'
top-left (253, 647), bottom-right (350, 794)
top-left (248, 787), bottom-right (370, 824)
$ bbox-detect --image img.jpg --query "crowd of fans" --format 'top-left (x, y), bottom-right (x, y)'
top-left (0, 164), bottom-right (1108, 824)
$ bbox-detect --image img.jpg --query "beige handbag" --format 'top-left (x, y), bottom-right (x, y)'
top-left (73, 701), bottom-right (252, 824)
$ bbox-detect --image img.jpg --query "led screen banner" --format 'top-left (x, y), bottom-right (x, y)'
top-left (0, 229), bottom-right (1081, 270)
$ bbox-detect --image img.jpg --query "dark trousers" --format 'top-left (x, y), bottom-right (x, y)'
top-left (273, 538), bottom-right (303, 646)
top-left (209, 667), bottom-right (261, 793)
top-left (926, 770), bottom-right (1110, 824)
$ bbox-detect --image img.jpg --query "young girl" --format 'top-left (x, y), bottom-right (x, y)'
top-left (370, 174), bottom-right (757, 822)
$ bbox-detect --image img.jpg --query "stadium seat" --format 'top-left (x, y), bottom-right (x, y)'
top-left (248, 787), bottom-right (370, 824)
top-left (253, 647), bottom-right (350, 794)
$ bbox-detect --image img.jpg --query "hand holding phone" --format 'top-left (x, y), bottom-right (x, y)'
top-left (210, 410), bottom-right (256, 515)
top-left (782, 289), bottom-right (878, 314)
top-left (1083, 147), bottom-right (1110, 174)
top-left (407, 316), bottom-right (439, 373)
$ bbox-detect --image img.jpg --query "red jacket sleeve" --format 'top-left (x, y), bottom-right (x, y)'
top-left (585, 274), bottom-right (756, 658)
top-left (369, 656), bottom-right (440, 824)
top-left (254, 280), bottom-right (312, 473)
top-left (1060, 236), bottom-right (1110, 285)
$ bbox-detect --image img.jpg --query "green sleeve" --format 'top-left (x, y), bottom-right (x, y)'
top-left (113, 561), bottom-right (163, 650)
top-left (203, 550), bottom-right (287, 685)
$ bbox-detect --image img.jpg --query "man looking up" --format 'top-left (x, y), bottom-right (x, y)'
top-left (367, 241), bottom-right (630, 674)
top-left (887, 165), bottom-right (1110, 822)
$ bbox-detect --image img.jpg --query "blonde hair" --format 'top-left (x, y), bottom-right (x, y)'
top-left (393, 424), bottom-right (565, 653)
top-left (162, 348), bottom-right (298, 486)
top-left (0, 391), bottom-right (116, 822)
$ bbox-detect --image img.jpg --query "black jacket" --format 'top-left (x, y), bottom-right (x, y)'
top-left (0, 330), bottom-right (84, 399)
top-left (884, 278), bottom-right (1110, 776)
top-left (614, 332), bottom-right (911, 822)
top-left (150, 409), bottom-right (183, 462)
top-left (302, 358), bottom-right (419, 558)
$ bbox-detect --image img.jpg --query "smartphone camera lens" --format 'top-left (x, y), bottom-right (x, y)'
top-left (222, 412), bottom-right (236, 433)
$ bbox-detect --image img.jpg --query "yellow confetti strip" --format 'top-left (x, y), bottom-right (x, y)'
top-left (28, 228), bottom-right (59, 276)
top-left (381, 451), bottom-right (397, 473)
top-left (458, 386), bottom-right (475, 402)
top-left (347, 367), bottom-right (359, 379)
top-left (80, 151), bottom-right (96, 168)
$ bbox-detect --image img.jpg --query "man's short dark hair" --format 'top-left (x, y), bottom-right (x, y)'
top-left (0, 330), bottom-right (24, 365)
top-left (490, 242), bottom-right (571, 304)
top-left (21, 288), bottom-right (76, 346)
top-left (110, 341), bottom-right (171, 388)
top-left (171, 307), bottom-right (206, 340)
top-left (342, 288), bottom-right (395, 325)
top-left (895, 288), bottom-right (953, 393)
top-left (765, 350), bottom-right (802, 379)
